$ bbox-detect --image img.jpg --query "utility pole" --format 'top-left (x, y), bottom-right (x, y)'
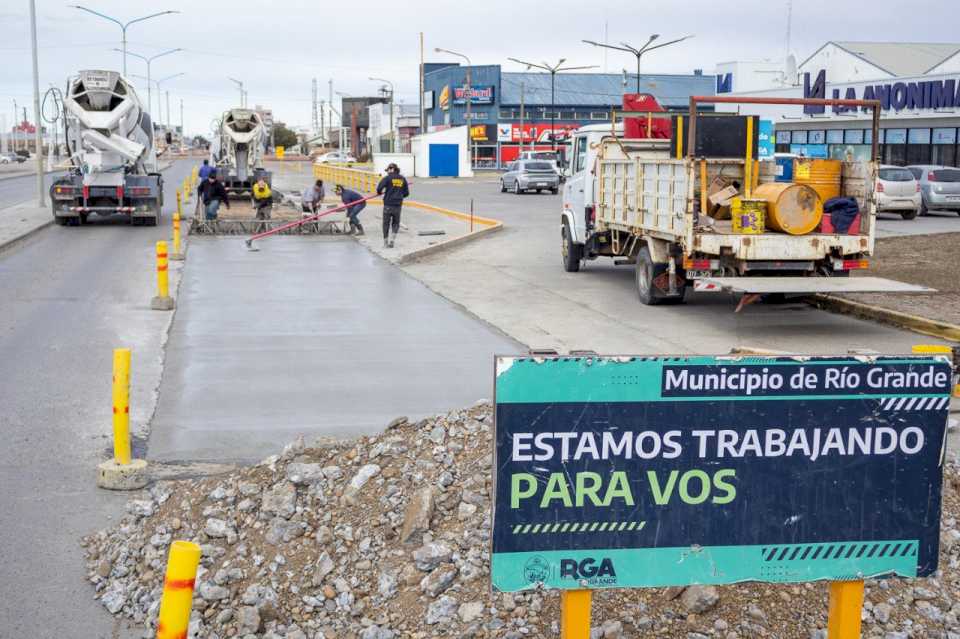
top-left (519, 81), bottom-right (525, 153)
top-left (419, 32), bottom-right (425, 136)
top-left (29, 0), bottom-right (45, 206)
top-left (165, 90), bottom-right (170, 136)
top-left (12, 100), bottom-right (17, 152)
top-left (180, 98), bottom-right (183, 144)
top-left (320, 101), bottom-right (326, 148)
top-left (434, 48), bottom-right (474, 164)
top-left (311, 78), bottom-right (319, 138)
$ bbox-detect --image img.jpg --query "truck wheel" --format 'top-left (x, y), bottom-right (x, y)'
top-left (54, 216), bottom-right (68, 226)
top-left (901, 208), bottom-right (919, 220)
top-left (635, 247), bottom-right (662, 306)
top-left (561, 221), bottom-right (581, 272)
top-left (550, 187), bottom-right (559, 195)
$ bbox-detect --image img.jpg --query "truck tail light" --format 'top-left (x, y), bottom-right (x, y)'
top-left (116, 186), bottom-right (124, 200)
top-left (875, 181), bottom-right (884, 192)
top-left (82, 185), bottom-right (89, 200)
top-left (842, 259), bottom-right (870, 270)
top-left (129, 187), bottom-right (151, 196)
top-left (683, 258), bottom-right (719, 270)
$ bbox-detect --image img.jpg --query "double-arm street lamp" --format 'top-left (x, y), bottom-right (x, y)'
top-left (506, 58), bottom-right (597, 151)
top-left (227, 77), bottom-right (247, 108)
top-left (115, 47), bottom-right (181, 121)
top-left (131, 72), bottom-right (185, 129)
top-left (369, 77), bottom-right (395, 153)
top-left (582, 34), bottom-right (694, 94)
top-left (72, 6), bottom-right (179, 76)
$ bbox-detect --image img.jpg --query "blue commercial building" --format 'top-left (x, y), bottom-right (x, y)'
top-left (423, 63), bottom-right (715, 166)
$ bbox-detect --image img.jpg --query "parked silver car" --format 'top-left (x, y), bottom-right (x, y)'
top-left (906, 165), bottom-right (960, 215)
top-left (876, 166), bottom-right (921, 219)
top-left (500, 160), bottom-right (560, 195)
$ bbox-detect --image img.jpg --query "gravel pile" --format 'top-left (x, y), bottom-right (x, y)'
top-left (83, 403), bottom-right (960, 638)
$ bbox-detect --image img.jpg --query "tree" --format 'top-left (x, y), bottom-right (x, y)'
top-left (272, 122), bottom-right (298, 149)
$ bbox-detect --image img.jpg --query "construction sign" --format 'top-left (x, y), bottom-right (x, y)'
top-left (491, 355), bottom-right (951, 592)
top-left (275, 146), bottom-right (285, 159)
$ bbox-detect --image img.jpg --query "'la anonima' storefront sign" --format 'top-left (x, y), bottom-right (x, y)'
top-left (804, 69), bottom-right (960, 114)
top-left (490, 355), bottom-right (951, 592)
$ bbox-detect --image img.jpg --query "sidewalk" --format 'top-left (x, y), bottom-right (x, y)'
top-left (0, 203), bottom-right (51, 251)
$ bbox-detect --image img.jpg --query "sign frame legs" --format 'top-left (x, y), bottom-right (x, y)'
top-left (827, 580), bottom-right (864, 638)
top-left (560, 589), bottom-right (592, 639)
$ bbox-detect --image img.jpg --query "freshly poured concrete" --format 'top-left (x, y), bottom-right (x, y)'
top-left (148, 236), bottom-right (522, 462)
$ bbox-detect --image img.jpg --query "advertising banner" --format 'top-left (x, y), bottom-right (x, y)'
top-left (439, 86), bottom-right (450, 111)
top-left (497, 122), bottom-right (580, 144)
top-left (453, 85), bottom-right (495, 105)
top-left (758, 120), bottom-right (775, 160)
top-left (491, 355), bottom-right (950, 592)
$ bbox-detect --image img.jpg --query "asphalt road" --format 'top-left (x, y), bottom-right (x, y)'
top-left (0, 159), bottom-right (193, 638)
top-left (0, 170), bottom-right (65, 208)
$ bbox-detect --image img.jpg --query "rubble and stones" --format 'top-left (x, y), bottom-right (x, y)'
top-left (82, 402), bottom-right (960, 638)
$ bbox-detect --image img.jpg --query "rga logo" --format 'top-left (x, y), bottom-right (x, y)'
top-left (560, 557), bottom-right (618, 586)
top-left (523, 556), bottom-right (550, 584)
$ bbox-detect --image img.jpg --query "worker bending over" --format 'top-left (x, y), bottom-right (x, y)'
top-left (335, 184), bottom-right (366, 235)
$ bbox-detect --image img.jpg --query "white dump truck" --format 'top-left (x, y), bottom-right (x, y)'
top-left (49, 70), bottom-right (163, 226)
top-left (212, 108), bottom-right (270, 196)
top-left (560, 96), bottom-right (930, 308)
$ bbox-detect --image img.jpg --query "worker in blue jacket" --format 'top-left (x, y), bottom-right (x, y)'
top-left (335, 184), bottom-right (366, 235)
top-left (198, 159), bottom-right (214, 180)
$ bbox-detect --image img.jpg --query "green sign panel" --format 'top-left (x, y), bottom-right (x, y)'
top-left (491, 355), bottom-right (950, 592)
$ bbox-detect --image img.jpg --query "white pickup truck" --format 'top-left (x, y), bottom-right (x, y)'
top-left (560, 96), bottom-right (931, 307)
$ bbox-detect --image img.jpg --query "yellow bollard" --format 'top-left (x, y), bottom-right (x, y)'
top-left (111, 348), bottom-right (132, 465)
top-left (156, 541), bottom-right (202, 639)
top-left (96, 348), bottom-right (148, 489)
top-left (561, 590), bottom-right (592, 639)
top-left (827, 580), bottom-right (864, 638)
top-left (171, 210), bottom-right (184, 261)
top-left (150, 240), bottom-right (175, 310)
top-left (183, 179), bottom-right (190, 204)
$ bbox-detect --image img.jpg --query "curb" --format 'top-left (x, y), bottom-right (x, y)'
top-left (397, 222), bottom-right (503, 265)
top-left (0, 167), bottom-right (66, 183)
top-left (0, 218), bottom-right (53, 254)
top-left (809, 294), bottom-right (960, 342)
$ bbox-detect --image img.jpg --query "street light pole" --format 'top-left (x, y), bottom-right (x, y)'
top-left (132, 72), bottom-right (185, 130)
top-left (72, 6), bottom-right (179, 76)
top-left (582, 34), bottom-right (694, 94)
top-left (507, 58), bottom-right (598, 151)
top-left (228, 77), bottom-right (245, 108)
top-left (434, 48), bottom-right (474, 164)
top-left (369, 77), bottom-right (395, 153)
top-left (117, 48), bottom-right (181, 120)
top-left (29, 0), bottom-right (44, 207)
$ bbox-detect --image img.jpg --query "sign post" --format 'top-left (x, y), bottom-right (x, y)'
top-left (492, 354), bottom-right (951, 633)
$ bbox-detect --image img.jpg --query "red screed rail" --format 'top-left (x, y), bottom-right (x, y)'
top-left (245, 193), bottom-right (382, 248)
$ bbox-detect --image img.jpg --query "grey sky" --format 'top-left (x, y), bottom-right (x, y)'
top-left (1, 0), bottom-right (956, 136)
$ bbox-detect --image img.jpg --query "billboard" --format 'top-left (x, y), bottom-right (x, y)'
top-left (439, 86), bottom-right (450, 111)
top-left (453, 85), bottom-right (495, 105)
top-left (496, 122), bottom-right (580, 144)
top-left (491, 355), bottom-right (950, 592)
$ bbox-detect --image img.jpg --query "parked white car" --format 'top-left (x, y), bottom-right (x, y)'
top-left (313, 151), bottom-right (358, 164)
top-left (876, 166), bottom-right (921, 220)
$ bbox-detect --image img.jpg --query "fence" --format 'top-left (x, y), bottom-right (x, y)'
top-left (313, 163), bottom-right (379, 193)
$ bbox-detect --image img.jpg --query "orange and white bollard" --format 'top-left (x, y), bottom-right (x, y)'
top-left (96, 348), bottom-right (149, 489)
top-left (150, 241), bottom-right (175, 310)
top-left (156, 541), bottom-right (202, 639)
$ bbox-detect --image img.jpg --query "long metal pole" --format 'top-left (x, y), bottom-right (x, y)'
top-left (180, 98), bottom-right (183, 141)
top-left (146, 61), bottom-right (152, 120)
top-left (466, 66), bottom-right (472, 165)
top-left (29, 0), bottom-right (45, 206)
top-left (419, 32), bottom-right (425, 136)
top-left (121, 25), bottom-right (127, 76)
top-left (390, 92), bottom-right (395, 153)
top-left (636, 53), bottom-right (641, 93)
top-left (165, 90), bottom-right (170, 132)
top-left (519, 81), bottom-right (525, 152)
top-left (550, 71), bottom-right (556, 151)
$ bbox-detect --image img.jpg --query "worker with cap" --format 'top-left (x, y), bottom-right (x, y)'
top-left (302, 179), bottom-right (325, 217)
top-left (335, 184), bottom-right (366, 235)
top-left (198, 159), bottom-right (214, 180)
top-left (376, 163), bottom-right (409, 248)
top-left (198, 171), bottom-right (230, 220)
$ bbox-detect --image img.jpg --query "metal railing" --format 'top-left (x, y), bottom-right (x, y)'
top-left (313, 163), bottom-right (379, 193)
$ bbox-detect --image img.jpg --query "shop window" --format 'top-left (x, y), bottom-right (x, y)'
top-left (844, 130), bottom-right (864, 144)
top-left (499, 109), bottom-right (513, 119)
top-left (791, 130), bottom-right (808, 144)
top-left (809, 130), bottom-right (826, 144)
top-left (775, 130), bottom-right (791, 145)
top-left (826, 130), bottom-right (844, 144)
top-left (884, 144), bottom-right (907, 166)
top-left (906, 145), bottom-right (931, 164)
top-left (591, 112), bottom-right (608, 120)
top-left (932, 145), bottom-right (957, 167)
top-left (560, 111), bottom-right (575, 119)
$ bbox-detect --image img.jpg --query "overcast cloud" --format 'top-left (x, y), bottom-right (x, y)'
top-left (1, 0), bottom-right (956, 136)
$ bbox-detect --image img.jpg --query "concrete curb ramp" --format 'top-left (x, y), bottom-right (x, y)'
top-left (811, 294), bottom-right (960, 343)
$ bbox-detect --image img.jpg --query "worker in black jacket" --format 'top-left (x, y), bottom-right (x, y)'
top-left (375, 163), bottom-right (409, 248)
top-left (198, 172), bottom-right (230, 220)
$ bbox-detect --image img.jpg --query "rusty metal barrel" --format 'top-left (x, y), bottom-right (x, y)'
top-left (793, 158), bottom-right (841, 203)
top-left (752, 182), bottom-right (823, 235)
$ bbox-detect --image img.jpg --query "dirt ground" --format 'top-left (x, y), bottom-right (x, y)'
top-left (845, 232), bottom-right (960, 326)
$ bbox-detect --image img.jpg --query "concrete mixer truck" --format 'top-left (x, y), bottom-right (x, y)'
top-left (211, 108), bottom-right (270, 197)
top-left (49, 70), bottom-right (163, 226)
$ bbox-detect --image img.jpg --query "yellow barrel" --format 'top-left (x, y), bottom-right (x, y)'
top-left (753, 182), bottom-right (823, 235)
top-left (793, 158), bottom-right (841, 203)
top-left (730, 197), bottom-right (767, 234)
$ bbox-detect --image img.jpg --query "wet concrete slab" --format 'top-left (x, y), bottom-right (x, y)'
top-left (148, 236), bottom-right (522, 463)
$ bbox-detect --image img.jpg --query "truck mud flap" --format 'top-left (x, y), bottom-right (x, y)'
top-left (692, 276), bottom-right (935, 295)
